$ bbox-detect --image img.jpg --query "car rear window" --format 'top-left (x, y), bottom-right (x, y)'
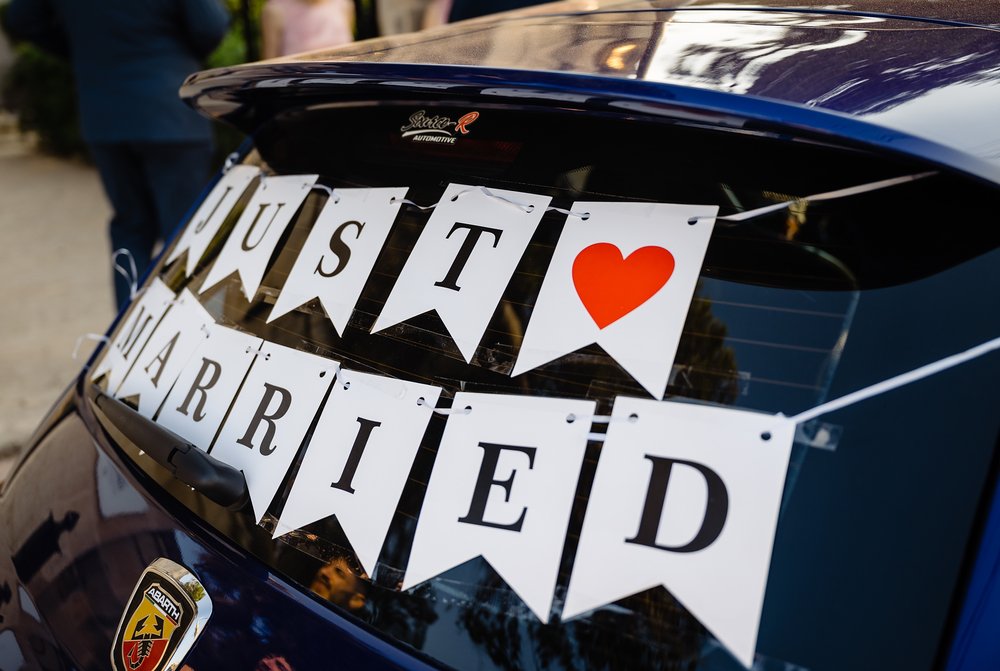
top-left (100, 103), bottom-right (1000, 671)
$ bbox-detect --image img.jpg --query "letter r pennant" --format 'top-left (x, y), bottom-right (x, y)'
top-left (563, 398), bottom-right (795, 669)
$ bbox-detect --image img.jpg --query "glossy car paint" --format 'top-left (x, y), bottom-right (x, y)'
top-left (2, 1), bottom-right (999, 670)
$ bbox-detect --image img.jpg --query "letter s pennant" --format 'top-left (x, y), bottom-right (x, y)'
top-left (268, 187), bottom-right (407, 334)
top-left (403, 392), bottom-right (594, 623)
top-left (563, 397), bottom-right (795, 669)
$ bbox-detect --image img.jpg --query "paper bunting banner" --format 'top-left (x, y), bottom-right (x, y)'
top-left (562, 397), bottom-right (795, 669)
top-left (200, 174), bottom-right (319, 300)
top-left (210, 342), bottom-right (337, 523)
top-left (114, 289), bottom-right (214, 417)
top-left (91, 277), bottom-right (175, 391)
top-left (372, 184), bottom-right (551, 362)
top-left (166, 165), bottom-right (260, 276)
top-left (155, 325), bottom-right (263, 451)
top-left (512, 201), bottom-right (718, 399)
top-left (403, 392), bottom-right (595, 622)
top-left (268, 187), bottom-right (408, 333)
top-left (275, 370), bottom-right (442, 574)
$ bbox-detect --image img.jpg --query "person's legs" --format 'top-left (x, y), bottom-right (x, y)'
top-left (140, 140), bottom-right (214, 248)
top-left (89, 142), bottom-right (159, 309)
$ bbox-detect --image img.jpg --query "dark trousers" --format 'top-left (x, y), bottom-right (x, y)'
top-left (90, 141), bottom-right (213, 309)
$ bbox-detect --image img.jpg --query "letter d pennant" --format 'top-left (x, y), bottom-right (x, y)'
top-left (562, 398), bottom-right (795, 669)
top-left (403, 392), bottom-right (594, 622)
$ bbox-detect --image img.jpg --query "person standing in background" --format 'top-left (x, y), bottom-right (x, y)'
top-left (376, 0), bottom-right (434, 36)
top-left (423, 0), bottom-right (550, 27)
top-left (4, 0), bottom-right (230, 310)
top-left (261, 0), bottom-right (354, 58)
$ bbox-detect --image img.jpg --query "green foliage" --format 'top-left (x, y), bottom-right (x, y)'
top-left (1, 41), bottom-right (86, 157)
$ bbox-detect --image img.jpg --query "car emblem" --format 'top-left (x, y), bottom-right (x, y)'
top-left (111, 558), bottom-right (212, 671)
top-left (400, 110), bottom-right (479, 144)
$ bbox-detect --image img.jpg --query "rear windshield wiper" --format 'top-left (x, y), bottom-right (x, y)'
top-left (88, 387), bottom-right (248, 511)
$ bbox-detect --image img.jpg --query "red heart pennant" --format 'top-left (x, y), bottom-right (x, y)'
top-left (572, 243), bottom-right (675, 329)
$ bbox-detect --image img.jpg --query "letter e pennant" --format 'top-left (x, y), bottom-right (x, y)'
top-left (210, 342), bottom-right (337, 523)
top-left (403, 392), bottom-right (594, 622)
top-left (562, 397), bottom-right (795, 669)
top-left (275, 370), bottom-right (442, 575)
top-left (372, 184), bottom-right (551, 362)
top-left (200, 174), bottom-right (318, 300)
top-left (268, 187), bottom-right (407, 334)
top-left (512, 202), bottom-right (717, 399)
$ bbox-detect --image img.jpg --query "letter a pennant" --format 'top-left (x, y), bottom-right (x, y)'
top-left (201, 174), bottom-right (318, 300)
top-left (268, 187), bottom-right (407, 334)
top-left (91, 277), bottom-right (176, 391)
top-left (372, 184), bottom-right (551, 362)
top-left (210, 342), bottom-right (337, 523)
top-left (404, 392), bottom-right (594, 622)
top-left (275, 370), bottom-right (442, 575)
top-left (512, 202), bottom-right (717, 399)
top-left (114, 289), bottom-right (214, 418)
top-left (562, 397), bottom-right (795, 669)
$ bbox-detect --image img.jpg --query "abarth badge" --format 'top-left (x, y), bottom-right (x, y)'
top-left (111, 558), bottom-right (212, 671)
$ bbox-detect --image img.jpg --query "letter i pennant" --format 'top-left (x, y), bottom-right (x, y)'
top-left (372, 184), bottom-right (551, 362)
top-left (200, 174), bottom-right (318, 300)
top-left (562, 397), bottom-right (795, 669)
top-left (403, 392), bottom-right (594, 622)
top-left (210, 342), bottom-right (337, 523)
top-left (275, 370), bottom-right (442, 575)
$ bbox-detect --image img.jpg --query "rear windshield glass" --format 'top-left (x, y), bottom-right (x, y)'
top-left (99, 104), bottom-right (1000, 671)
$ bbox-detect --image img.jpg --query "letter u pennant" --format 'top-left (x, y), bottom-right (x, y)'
top-left (404, 393), bottom-right (595, 622)
top-left (563, 397), bottom-right (795, 669)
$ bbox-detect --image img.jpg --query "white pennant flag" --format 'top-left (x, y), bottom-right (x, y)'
top-left (200, 174), bottom-right (318, 299)
top-left (91, 277), bottom-right (175, 391)
top-left (275, 370), bottom-right (442, 575)
top-left (114, 289), bottom-right (214, 417)
top-left (268, 187), bottom-right (407, 333)
top-left (155, 324), bottom-right (263, 451)
top-left (372, 184), bottom-right (551, 362)
top-left (403, 392), bottom-right (594, 622)
top-left (512, 201), bottom-right (718, 399)
top-left (211, 342), bottom-right (337, 523)
top-left (562, 397), bottom-right (795, 669)
top-left (166, 165), bottom-right (260, 276)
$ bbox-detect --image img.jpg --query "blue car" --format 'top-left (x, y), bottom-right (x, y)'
top-left (3, 2), bottom-right (1000, 670)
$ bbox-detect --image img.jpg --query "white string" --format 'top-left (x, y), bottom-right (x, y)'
top-left (112, 248), bottom-right (139, 300)
top-left (387, 171), bottom-right (933, 225)
top-left (222, 151), bottom-right (240, 173)
top-left (417, 396), bottom-right (472, 415)
top-left (73, 333), bottom-right (109, 360)
top-left (312, 184), bottom-right (340, 203)
top-left (783, 335), bottom-right (1000, 426)
top-left (688, 171), bottom-right (937, 224)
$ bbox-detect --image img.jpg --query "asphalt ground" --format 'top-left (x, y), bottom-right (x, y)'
top-left (0, 127), bottom-right (114, 480)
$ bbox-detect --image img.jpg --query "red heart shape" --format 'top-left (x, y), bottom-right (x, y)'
top-left (572, 243), bottom-right (675, 329)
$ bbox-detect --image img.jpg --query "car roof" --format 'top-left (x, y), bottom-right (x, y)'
top-left (185, 0), bottom-right (1000, 184)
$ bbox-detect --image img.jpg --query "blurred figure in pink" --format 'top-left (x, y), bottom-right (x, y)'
top-left (261, 0), bottom-right (354, 58)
